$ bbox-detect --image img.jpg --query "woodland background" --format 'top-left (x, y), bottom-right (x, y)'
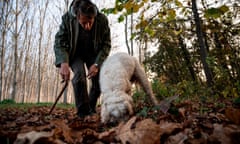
top-left (0, 0), bottom-right (239, 104)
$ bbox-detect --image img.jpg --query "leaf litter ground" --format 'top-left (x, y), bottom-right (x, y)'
top-left (0, 99), bottom-right (240, 144)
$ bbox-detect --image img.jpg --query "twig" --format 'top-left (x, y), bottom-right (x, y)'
top-left (48, 80), bottom-right (68, 115)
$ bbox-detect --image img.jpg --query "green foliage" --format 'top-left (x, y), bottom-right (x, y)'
top-left (175, 0), bottom-right (183, 7)
top-left (132, 89), bottom-right (147, 103)
top-left (0, 102), bottom-right (74, 109)
top-left (151, 79), bottom-right (169, 99)
top-left (101, 0), bottom-right (149, 23)
top-left (0, 99), bottom-right (16, 104)
top-left (101, 8), bottom-right (116, 15)
top-left (34, 102), bottom-right (74, 108)
top-left (205, 5), bottom-right (229, 18)
top-left (118, 14), bottom-right (125, 22)
top-left (233, 97), bottom-right (240, 105)
top-left (168, 106), bottom-right (179, 116)
top-left (166, 9), bottom-right (176, 22)
top-left (149, 78), bottom-right (222, 101)
top-left (137, 107), bottom-right (149, 117)
top-left (217, 80), bottom-right (240, 98)
top-left (106, 0), bottom-right (240, 101)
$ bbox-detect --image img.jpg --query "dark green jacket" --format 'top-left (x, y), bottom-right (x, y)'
top-left (54, 5), bottom-right (111, 67)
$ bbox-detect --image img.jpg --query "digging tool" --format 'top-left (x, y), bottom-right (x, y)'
top-left (48, 80), bottom-right (69, 115)
top-left (158, 94), bottom-right (179, 114)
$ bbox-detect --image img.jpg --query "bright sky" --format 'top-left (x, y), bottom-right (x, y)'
top-left (92, 0), bottom-right (130, 55)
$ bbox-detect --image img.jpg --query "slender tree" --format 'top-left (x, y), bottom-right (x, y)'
top-left (0, 1), bottom-right (12, 101)
top-left (11, 0), bottom-right (19, 100)
top-left (10, 0), bottom-right (29, 101)
top-left (63, 0), bottom-right (70, 104)
top-left (178, 36), bottom-right (196, 81)
top-left (130, 8), bottom-right (134, 56)
top-left (192, 0), bottom-right (213, 86)
top-left (37, 0), bottom-right (49, 103)
top-left (124, 15), bottom-right (131, 55)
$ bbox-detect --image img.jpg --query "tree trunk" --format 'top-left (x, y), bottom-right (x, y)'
top-left (63, 88), bottom-right (68, 104)
top-left (11, 0), bottom-right (19, 100)
top-left (124, 8), bottom-right (134, 56)
top-left (130, 8), bottom-right (134, 56)
top-left (0, 31), bottom-right (4, 101)
top-left (125, 15), bottom-right (131, 55)
top-left (0, 3), bottom-right (4, 101)
top-left (192, 0), bottom-right (213, 86)
top-left (178, 36), bottom-right (197, 81)
top-left (0, 0), bottom-right (11, 101)
top-left (27, 60), bottom-right (36, 102)
top-left (0, 42), bottom-right (4, 101)
top-left (37, 0), bottom-right (49, 103)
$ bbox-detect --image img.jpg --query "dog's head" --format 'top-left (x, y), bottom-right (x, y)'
top-left (101, 91), bottom-right (134, 124)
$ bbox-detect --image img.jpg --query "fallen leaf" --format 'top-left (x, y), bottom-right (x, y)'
top-left (1, 99), bottom-right (240, 143)
top-left (52, 120), bottom-right (74, 143)
top-left (14, 131), bottom-right (53, 144)
top-left (159, 121), bottom-right (183, 134)
top-left (165, 131), bottom-right (188, 144)
top-left (209, 124), bottom-right (231, 144)
top-left (116, 116), bottom-right (162, 144)
top-left (98, 127), bottom-right (117, 142)
top-left (225, 107), bottom-right (240, 125)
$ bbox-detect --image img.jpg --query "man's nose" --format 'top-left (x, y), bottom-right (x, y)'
top-left (84, 23), bottom-right (91, 30)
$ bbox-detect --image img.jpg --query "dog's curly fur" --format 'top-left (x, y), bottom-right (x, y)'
top-left (100, 52), bottom-right (158, 124)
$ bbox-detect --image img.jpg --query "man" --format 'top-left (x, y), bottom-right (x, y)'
top-left (54, 0), bottom-right (111, 118)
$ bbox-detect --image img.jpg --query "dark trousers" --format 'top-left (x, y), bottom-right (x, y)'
top-left (71, 58), bottom-right (101, 116)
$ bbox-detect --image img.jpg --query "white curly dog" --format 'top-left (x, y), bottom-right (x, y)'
top-left (100, 52), bottom-right (158, 124)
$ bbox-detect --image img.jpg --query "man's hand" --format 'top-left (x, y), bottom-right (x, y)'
top-left (60, 63), bottom-right (70, 81)
top-left (87, 64), bottom-right (99, 79)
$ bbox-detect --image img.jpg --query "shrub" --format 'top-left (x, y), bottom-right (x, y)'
top-left (0, 99), bottom-right (16, 104)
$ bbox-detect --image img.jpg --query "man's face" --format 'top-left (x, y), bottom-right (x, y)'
top-left (78, 14), bottom-right (95, 31)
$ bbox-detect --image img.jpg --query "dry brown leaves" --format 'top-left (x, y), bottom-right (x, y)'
top-left (0, 100), bottom-right (240, 144)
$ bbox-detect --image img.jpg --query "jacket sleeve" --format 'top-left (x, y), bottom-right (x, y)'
top-left (54, 13), bottom-right (70, 67)
top-left (94, 14), bottom-right (111, 66)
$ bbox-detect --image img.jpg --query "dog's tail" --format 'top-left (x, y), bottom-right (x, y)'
top-left (133, 58), bottom-right (158, 105)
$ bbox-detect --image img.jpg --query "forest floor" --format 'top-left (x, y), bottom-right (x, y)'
top-left (0, 98), bottom-right (240, 144)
